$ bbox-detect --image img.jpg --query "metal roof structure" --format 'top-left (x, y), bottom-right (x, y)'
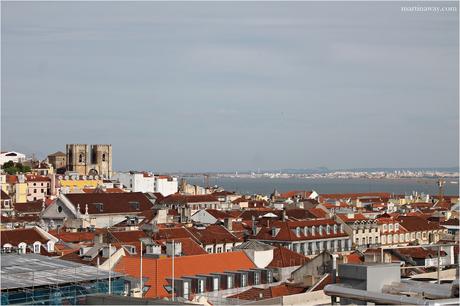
top-left (1, 253), bottom-right (122, 290)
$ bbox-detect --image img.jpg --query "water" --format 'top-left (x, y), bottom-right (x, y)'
top-left (183, 176), bottom-right (459, 196)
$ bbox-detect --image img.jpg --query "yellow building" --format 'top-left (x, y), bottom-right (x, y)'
top-left (2, 175), bottom-right (28, 203)
top-left (58, 176), bottom-right (103, 193)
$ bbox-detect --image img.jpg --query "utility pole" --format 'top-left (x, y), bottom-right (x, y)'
top-left (172, 239), bottom-right (175, 301)
top-left (108, 243), bottom-right (112, 294)
top-left (140, 240), bottom-right (143, 297)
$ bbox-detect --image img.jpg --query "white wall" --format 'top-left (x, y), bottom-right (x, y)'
top-left (191, 210), bottom-right (218, 224)
top-left (0, 151), bottom-right (26, 165)
top-left (155, 177), bottom-right (178, 196)
top-left (113, 172), bottom-right (155, 193)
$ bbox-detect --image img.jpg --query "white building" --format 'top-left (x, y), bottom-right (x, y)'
top-left (0, 151), bottom-right (26, 165)
top-left (155, 175), bottom-right (178, 196)
top-left (112, 171), bottom-right (155, 193)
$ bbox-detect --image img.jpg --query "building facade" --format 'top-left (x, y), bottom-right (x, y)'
top-left (66, 144), bottom-right (112, 178)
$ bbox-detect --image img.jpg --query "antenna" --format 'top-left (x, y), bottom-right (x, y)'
top-left (437, 178), bottom-right (445, 203)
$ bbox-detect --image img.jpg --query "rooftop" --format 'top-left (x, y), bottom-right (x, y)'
top-left (1, 253), bottom-right (122, 290)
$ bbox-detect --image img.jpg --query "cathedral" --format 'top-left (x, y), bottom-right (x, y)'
top-left (65, 144), bottom-right (112, 178)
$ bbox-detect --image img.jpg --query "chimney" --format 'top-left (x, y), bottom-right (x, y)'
top-left (252, 216), bottom-right (257, 236)
top-left (282, 208), bottom-right (287, 222)
top-left (166, 241), bottom-right (182, 257)
top-left (224, 218), bottom-right (233, 231)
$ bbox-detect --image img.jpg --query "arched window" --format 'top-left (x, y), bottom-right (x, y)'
top-left (33, 242), bottom-right (41, 253)
top-left (79, 154), bottom-right (83, 163)
top-left (296, 227), bottom-right (301, 237)
top-left (333, 224), bottom-right (338, 234)
top-left (312, 226), bottom-right (316, 236)
top-left (18, 242), bottom-right (27, 254)
top-left (319, 225), bottom-right (323, 235)
top-left (102, 153), bottom-right (106, 161)
top-left (304, 226), bottom-right (308, 236)
top-left (326, 225), bottom-right (330, 235)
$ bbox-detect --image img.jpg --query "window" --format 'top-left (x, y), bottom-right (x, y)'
top-left (227, 275), bottom-right (233, 289)
top-left (198, 280), bottom-right (205, 293)
top-left (326, 225), bottom-right (330, 235)
top-left (102, 153), bottom-right (106, 161)
top-left (33, 242), bottom-right (41, 253)
top-left (206, 247), bottom-right (213, 253)
top-left (296, 227), bottom-right (301, 237)
top-left (33, 183), bottom-right (36, 186)
top-left (389, 224), bottom-right (393, 231)
top-left (333, 224), bottom-right (337, 234)
top-left (241, 274), bottom-right (247, 287)
top-left (383, 224), bottom-right (387, 232)
top-left (395, 223), bottom-right (399, 231)
top-left (304, 227), bottom-right (308, 236)
top-left (312, 226), bottom-right (316, 235)
top-left (34, 189), bottom-right (37, 193)
top-left (213, 278), bottom-right (219, 291)
top-left (79, 154), bottom-right (83, 163)
top-left (183, 282), bottom-right (189, 299)
top-left (41, 189), bottom-right (44, 193)
top-left (319, 225), bottom-right (323, 235)
top-left (217, 247), bottom-right (222, 253)
top-left (254, 272), bottom-right (260, 285)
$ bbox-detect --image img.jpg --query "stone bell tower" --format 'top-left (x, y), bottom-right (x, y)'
top-left (66, 144), bottom-right (88, 175)
top-left (90, 144), bottom-right (112, 178)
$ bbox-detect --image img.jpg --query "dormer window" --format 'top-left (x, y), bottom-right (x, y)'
top-left (319, 225), bottom-right (323, 235)
top-left (395, 223), bottom-right (399, 231)
top-left (312, 226), bottom-right (316, 236)
top-left (296, 227), bottom-right (301, 237)
top-left (340, 224), bottom-right (344, 233)
top-left (333, 224), bottom-right (338, 234)
top-left (304, 226), bottom-right (308, 236)
top-left (33, 242), bottom-right (41, 253)
top-left (326, 225), bottom-right (330, 235)
top-left (129, 201), bottom-right (140, 211)
top-left (271, 227), bottom-right (278, 237)
top-left (389, 224), bottom-right (393, 231)
top-left (95, 203), bottom-right (104, 212)
top-left (383, 224), bottom-right (387, 232)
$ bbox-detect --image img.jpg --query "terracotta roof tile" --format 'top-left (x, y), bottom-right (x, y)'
top-left (114, 251), bottom-right (256, 298)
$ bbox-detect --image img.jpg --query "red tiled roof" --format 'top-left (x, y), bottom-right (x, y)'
top-left (186, 224), bottom-right (241, 245)
top-left (337, 213), bottom-right (368, 223)
top-left (152, 227), bottom-right (194, 241)
top-left (154, 237), bottom-right (207, 256)
top-left (397, 216), bottom-right (443, 232)
top-left (160, 194), bottom-right (219, 204)
top-left (254, 220), bottom-right (348, 242)
top-left (279, 190), bottom-right (313, 199)
top-left (228, 283), bottom-right (306, 301)
top-left (26, 175), bottom-right (51, 182)
top-left (64, 192), bottom-right (153, 214)
top-left (82, 188), bottom-right (125, 193)
top-left (108, 230), bottom-right (148, 243)
top-left (267, 246), bottom-right (309, 268)
top-left (1, 227), bottom-right (50, 245)
top-left (115, 251), bottom-right (256, 298)
top-left (396, 247), bottom-right (446, 259)
top-left (51, 231), bottom-right (96, 243)
top-left (14, 201), bottom-right (43, 214)
top-left (346, 252), bottom-right (364, 264)
top-left (307, 208), bottom-right (327, 219)
top-left (319, 192), bottom-right (391, 200)
top-left (205, 209), bottom-right (234, 220)
top-left (6, 175), bottom-right (18, 184)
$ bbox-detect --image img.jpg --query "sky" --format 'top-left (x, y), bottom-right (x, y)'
top-left (1, 1), bottom-right (459, 172)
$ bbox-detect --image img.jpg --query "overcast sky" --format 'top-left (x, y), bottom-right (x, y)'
top-left (2, 1), bottom-right (458, 172)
